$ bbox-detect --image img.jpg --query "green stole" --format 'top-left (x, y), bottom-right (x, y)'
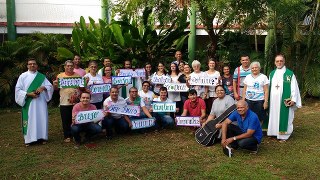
top-left (22, 72), bottom-right (46, 135)
top-left (121, 78), bottom-right (136, 99)
top-left (133, 96), bottom-right (141, 105)
top-left (262, 68), bottom-right (293, 133)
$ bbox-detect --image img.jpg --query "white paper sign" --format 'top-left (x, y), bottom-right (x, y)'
top-left (131, 118), bottom-right (156, 130)
top-left (89, 83), bottom-right (111, 94)
top-left (75, 109), bottom-right (105, 124)
top-left (107, 104), bottom-right (140, 116)
top-left (176, 116), bottom-right (201, 127)
top-left (151, 75), bottom-right (171, 84)
top-left (164, 83), bottom-right (189, 92)
top-left (111, 76), bottom-right (132, 85)
top-left (119, 68), bottom-right (146, 77)
top-left (189, 76), bottom-right (219, 86)
top-left (58, 77), bottom-right (86, 88)
top-left (152, 102), bottom-right (176, 112)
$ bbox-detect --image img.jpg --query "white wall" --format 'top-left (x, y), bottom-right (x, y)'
top-left (0, 0), bottom-right (102, 34)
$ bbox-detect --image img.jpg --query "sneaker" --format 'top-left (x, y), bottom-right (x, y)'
top-left (250, 146), bottom-right (258, 154)
top-left (223, 146), bottom-right (233, 157)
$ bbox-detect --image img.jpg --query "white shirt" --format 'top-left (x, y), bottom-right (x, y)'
top-left (84, 73), bottom-right (104, 103)
top-left (138, 90), bottom-right (154, 109)
top-left (243, 73), bottom-right (269, 101)
top-left (103, 96), bottom-right (126, 119)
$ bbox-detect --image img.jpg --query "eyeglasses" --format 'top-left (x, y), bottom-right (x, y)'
top-left (130, 91), bottom-right (138, 93)
top-left (143, 85), bottom-right (150, 87)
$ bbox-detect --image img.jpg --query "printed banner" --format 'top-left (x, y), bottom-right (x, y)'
top-left (111, 76), bottom-right (132, 85)
top-left (164, 83), bottom-right (189, 92)
top-left (131, 118), bottom-right (156, 130)
top-left (89, 83), bottom-right (111, 94)
top-left (189, 76), bottom-right (219, 86)
top-left (75, 109), bottom-right (105, 124)
top-left (152, 102), bottom-right (176, 112)
top-left (118, 68), bottom-right (146, 77)
top-left (151, 75), bottom-right (171, 84)
top-left (58, 77), bottom-right (86, 88)
top-left (176, 116), bottom-right (201, 127)
top-left (107, 104), bottom-right (140, 116)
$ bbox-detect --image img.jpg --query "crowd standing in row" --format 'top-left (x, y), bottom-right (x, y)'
top-left (15, 52), bottom-right (301, 156)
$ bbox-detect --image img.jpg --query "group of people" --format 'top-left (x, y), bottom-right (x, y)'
top-left (15, 51), bottom-right (302, 156)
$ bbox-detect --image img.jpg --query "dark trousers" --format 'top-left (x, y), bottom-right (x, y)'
top-left (71, 123), bottom-right (102, 143)
top-left (91, 101), bottom-right (102, 109)
top-left (205, 97), bottom-right (217, 115)
top-left (102, 116), bottom-right (130, 137)
top-left (227, 124), bottom-right (258, 151)
top-left (60, 105), bottom-right (73, 139)
top-left (246, 99), bottom-right (267, 123)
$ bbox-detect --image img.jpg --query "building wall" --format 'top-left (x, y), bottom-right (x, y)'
top-left (0, 0), bottom-right (101, 34)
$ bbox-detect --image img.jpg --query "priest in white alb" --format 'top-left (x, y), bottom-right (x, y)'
top-left (15, 58), bottom-right (53, 146)
top-left (263, 54), bottom-right (302, 141)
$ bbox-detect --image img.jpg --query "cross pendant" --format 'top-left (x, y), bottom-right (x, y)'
top-left (275, 84), bottom-right (280, 89)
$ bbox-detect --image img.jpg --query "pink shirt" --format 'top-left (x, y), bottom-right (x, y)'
top-left (73, 68), bottom-right (86, 77)
top-left (72, 103), bottom-right (97, 117)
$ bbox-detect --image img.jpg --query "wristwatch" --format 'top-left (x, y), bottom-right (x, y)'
top-left (233, 136), bottom-right (237, 141)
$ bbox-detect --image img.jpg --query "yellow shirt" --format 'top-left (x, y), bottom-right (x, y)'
top-left (57, 72), bottom-right (80, 106)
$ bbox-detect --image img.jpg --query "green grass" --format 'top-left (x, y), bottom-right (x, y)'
top-left (0, 100), bottom-right (319, 179)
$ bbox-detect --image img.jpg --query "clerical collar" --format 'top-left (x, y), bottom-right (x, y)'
top-left (28, 70), bottom-right (37, 74)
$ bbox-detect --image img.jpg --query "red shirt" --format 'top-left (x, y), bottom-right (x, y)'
top-left (183, 97), bottom-right (206, 116)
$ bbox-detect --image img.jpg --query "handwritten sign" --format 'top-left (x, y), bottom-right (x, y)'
top-left (107, 104), bottom-right (140, 116)
top-left (151, 75), bottom-right (171, 84)
top-left (152, 102), bottom-right (176, 112)
top-left (189, 76), bottom-right (219, 86)
top-left (176, 116), bottom-right (201, 127)
top-left (89, 83), bottom-right (111, 94)
top-left (111, 76), bottom-right (132, 85)
top-left (131, 118), bottom-right (155, 130)
top-left (119, 68), bottom-right (146, 77)
top-left (164, 83), bottom-right (189, 92)
top-left (75, 110), bottom-right (105, 124)
top-left (58, 77), bottom-right (86, 88)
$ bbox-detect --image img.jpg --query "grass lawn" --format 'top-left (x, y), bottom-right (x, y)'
top-left (0, 100), bottom-right (319, 179)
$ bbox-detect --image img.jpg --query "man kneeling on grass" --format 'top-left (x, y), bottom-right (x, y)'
top-left (71, 91), bottom-right (102, 148)
top-left (180, 89), bottom-right (206, 133)
top-left (221, 100), bottom-right (262, 157)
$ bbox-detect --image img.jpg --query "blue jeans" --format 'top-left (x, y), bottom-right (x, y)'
top-left (71, 123), bottom-right (102, 143)
top-left (153, 112), bottom-right (174, 129)
top-left (102, 116), bottom-right (130, 136)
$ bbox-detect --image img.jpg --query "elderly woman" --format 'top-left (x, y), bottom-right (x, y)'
top-left (189, 60), bottom-right (206, 99)
top-left (242, 61), bottom-right (269, 124)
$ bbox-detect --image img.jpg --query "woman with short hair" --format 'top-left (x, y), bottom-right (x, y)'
top-left (242, 61), bottom-right (269, 124)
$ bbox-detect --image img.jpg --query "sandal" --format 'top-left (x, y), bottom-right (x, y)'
top-left (64, 138), bottom-right (71, 143)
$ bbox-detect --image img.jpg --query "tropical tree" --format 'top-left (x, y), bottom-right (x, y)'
top-left (264, 0), bottom-right (320, 97)
top-left (58, 7), bottom-right (189, 67)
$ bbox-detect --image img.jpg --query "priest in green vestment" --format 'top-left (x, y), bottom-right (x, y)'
top-left (264, 54), bottom-right (301, 141)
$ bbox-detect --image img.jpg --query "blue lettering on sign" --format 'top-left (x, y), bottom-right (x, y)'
top-left (109, 106), bottom-right (121, 112)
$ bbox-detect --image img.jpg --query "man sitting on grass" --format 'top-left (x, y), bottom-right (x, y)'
top-left (71, 91), bottom-right (102, 148)
top-left (152, 87), bottom-right (177, 129)
top-left (180, 89), bottom-right (206, 133)
top-left (221, 100), bottom-right (262, 157)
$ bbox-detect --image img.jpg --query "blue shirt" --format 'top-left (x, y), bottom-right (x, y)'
top-left (228, 109), bottom-right (263, 143)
